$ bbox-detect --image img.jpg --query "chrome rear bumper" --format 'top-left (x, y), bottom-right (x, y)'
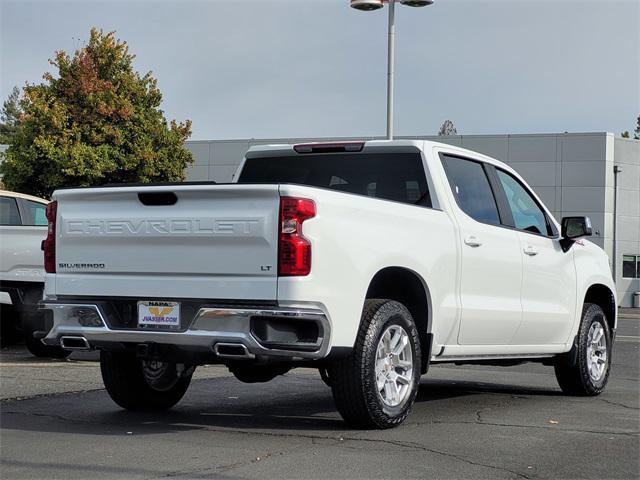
top-left (39, 302), bottom-right (331, 360)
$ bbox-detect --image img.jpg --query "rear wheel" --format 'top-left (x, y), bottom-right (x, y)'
top-left (100, 350), bottom-right (193, 411)
top-left (0, 306), bottom-right (21, 346)
top-left (24, 331), bottom-right (71, 359)
top-left (330, 299), bottom-right (421, 429)
top-left (554, 303), bottom-right (612, 396)
top-left (21, 287), bottom-right (70, 359)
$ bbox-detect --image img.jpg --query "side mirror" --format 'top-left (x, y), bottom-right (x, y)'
top-left (560, 216), bottom-right (592, 252)
top-left (561, 216), bottom-right (593, 239)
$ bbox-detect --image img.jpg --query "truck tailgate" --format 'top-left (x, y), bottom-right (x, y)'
top-left (52, 184), bottom-right (280, 300)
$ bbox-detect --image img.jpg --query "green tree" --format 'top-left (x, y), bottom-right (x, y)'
top-left (0, 28), bottom-right (192, 197)
top-left (621, 115), bottom-right (640, 140)
top-left (438, 119), bottom-right (457, 136)
top-left (0, 86), bottom-right (23, 144)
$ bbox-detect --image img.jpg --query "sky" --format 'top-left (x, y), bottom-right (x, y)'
top-left (1, 0), bottom-right (639, 140)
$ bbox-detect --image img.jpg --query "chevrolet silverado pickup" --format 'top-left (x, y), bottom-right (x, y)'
top-left (39, 140), bottom-right (616, 428)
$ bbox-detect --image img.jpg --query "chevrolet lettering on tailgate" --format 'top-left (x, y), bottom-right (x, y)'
top-left (63, 218), bottom-right (262, 236)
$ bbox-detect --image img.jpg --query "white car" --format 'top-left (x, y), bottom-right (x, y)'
top-left (0, 190), bottom-right (69, 357)
top-left (38, 140), bottom-right (616, 428)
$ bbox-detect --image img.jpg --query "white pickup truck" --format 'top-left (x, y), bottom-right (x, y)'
top-left (39, 140), bottom-right (616, 428)
top-left (0, 190), bottom-right (69, 357)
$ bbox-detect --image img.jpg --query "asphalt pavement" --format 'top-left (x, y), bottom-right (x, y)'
top-left (1, 315), bottom-right (638, 479)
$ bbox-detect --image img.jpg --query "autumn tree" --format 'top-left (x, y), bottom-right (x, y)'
top-left (0, 28), bottom-right (192, 197)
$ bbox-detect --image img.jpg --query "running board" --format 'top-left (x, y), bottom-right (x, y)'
top-left (431, 353), bottom-right (555, 363)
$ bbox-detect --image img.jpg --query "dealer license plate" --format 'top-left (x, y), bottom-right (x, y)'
top-left (138, 301), bottom-right (180, 329)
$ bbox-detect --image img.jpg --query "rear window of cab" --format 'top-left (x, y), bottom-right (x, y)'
top-left (238, 153), bottom-right (431, 207)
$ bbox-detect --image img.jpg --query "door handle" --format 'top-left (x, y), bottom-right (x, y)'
top-left (523, 245), bottom-right (538, 256)
top-left (464, 235), bottom-right (482, 247)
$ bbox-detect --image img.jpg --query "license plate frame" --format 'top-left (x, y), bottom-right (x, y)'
top-left (137, 301), bottom-right (181, 330)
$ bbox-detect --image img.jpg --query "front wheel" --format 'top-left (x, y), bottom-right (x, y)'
top-left (329, 299), bottom-right (421, 429)
top-left (554, 303), bottom-right (612, 396)
top-left (100, 350), bottom-right (193, 411)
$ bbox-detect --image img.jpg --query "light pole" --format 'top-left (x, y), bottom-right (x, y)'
top-left (350, 0), bottom-right (434, 140)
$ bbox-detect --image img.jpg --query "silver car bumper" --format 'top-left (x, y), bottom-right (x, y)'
top-left (39, 302), bottom-right (331, 360)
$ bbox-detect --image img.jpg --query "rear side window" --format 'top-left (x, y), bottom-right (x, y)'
top-left (441, 155), bottom-right (500, 225)
top-left (24, 200), bottom-right (48, 226)
top-left (238, 153), bottom-right (431, 207)
top-left (0, 197), bottom-right (21, 226)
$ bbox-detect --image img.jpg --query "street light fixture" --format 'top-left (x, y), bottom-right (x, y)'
top-left (350, 0), bottom-right (434, 140)
top-left (350, 0), bottom-right (384, 10)
top-left (400, 1), bottom-right (434, 6)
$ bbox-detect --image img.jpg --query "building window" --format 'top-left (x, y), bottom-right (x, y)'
top-left (622, 255), bottom-right (640, 279)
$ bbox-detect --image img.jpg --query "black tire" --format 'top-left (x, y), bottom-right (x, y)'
top-left (329, 299), bottom-right (421, 429)
top-left (1, 306), bottom-right (22, 346)
top-left (318, 367), bottom-right (332, 387)
top-left (21, 287), bottom-right (71, 359)
top-left (24, 332), bottom-right (71, 359)
top-left (554, 303), bottom-right (612, 396)
top-left (100, 350), bottom-right (193, 411)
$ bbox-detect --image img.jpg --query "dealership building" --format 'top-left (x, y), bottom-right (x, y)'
top-left (182, 132), bottom-right (640, 307)
top-left (1, 132), bottom-right (638, 306)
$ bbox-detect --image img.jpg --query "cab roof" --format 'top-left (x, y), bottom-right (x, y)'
top-left (245, 139), bottom-right (511, 171)
top-left (0, 189), bottom-right (49, 203)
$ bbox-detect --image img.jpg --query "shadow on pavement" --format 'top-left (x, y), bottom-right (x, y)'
top-left (416, 378), bottom-right (563, 400)
top-left (0, 345), bottom-right (99, 363)
top-left (1, 374), bottom-right (561, 437)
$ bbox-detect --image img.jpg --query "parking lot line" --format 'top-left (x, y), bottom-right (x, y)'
top-left (615, 335), bottom-right (640, 342)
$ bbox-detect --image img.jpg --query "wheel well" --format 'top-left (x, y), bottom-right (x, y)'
top-left (366, 267), bottom-right (432, 373)
top-left (584, 284), bottom-right (616, 331)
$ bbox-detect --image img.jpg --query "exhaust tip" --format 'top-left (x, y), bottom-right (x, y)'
top-left (60, 336), bottom-right (90, 351)
top-left (214, 343), bottom-right (254, 359)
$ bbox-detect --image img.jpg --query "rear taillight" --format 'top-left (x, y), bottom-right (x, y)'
top-left (278, 197), bottom-right (316, 276)
top-left (43, 201), bottom-right (57, 273)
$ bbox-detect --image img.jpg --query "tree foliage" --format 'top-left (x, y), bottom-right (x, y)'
top-left (438, 119), bottom-right (457, 136)
top-left (0, 86), bottom-right (23, 144)
top-left (621, 115), bottom-right (639, 140)
top-left (0, 28), bottom-right (192, 197)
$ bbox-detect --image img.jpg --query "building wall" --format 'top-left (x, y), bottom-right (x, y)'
top-left (185, 132), bottom-right (640, 306)
top-left (2, 133), bottom-right (637, 305)
top-left (613, 137), bottom-right (640, 307)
